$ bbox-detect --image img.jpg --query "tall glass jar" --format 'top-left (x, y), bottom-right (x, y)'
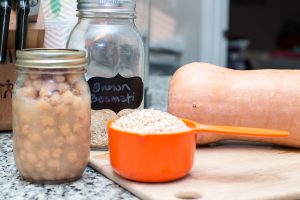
top-left (67, 0), bottom-right (144, 149)
top-left (136, 0), bottom-right (151, 107)
top-left (13, 49), bottom-right (91, 183)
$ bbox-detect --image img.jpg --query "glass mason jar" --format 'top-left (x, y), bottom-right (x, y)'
top-left (67, 0), bottom-right (144, 149)
top-left (13, 49), bottom-right (91, 183)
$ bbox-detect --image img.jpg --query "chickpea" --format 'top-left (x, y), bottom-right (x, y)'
top-left (57, 82), bottom-right (70, 94)
top-left (66, 134), bottom-right (77, 145)
top-left (39, 81), bottom-right (57, 98)
top-left (32, 79), bottom-right (43, 91)
top-left (28, 133), bottom-right (42, 143)
top-left (60, 124), bottom-right (71, 136)
top-left (75, 116), bottom-right (90, 130)
top-left (67, 74), bottom-right (81, 85)
top-left (73, 123), bottom-right (83, 134)
top-left (73, 123), bottom-right (83, 133)
top-left (52, 148), bottom-right (63, 159)
top-left (35, 162), bottom-right (46, 173)
top-left (29, 173), bottom-right (42, 181)
top-left (39, 88), bottom-right (48, 98)
top-left (78, 131), bottom-right (90, 142)
top-left (43, 128), bottom-right (55, 137)
top-left (23, 140), bottom-right (32, 151)
top-left (75, 109), bottom-right (89, 121)
top-left (19, 149), bottom-right (26, 161)
top-left (53, 75), bottom-right (66, 83)
top-left (27, 152), bottom-right (39, 164)
top-left (72, 96), bottom-right (83, 108)
top-left (48, 160), bottom-right (60, 169)
top-left (36, 99), bottom-right (51, 112)
top-left (38, 148), bottom-right (50, 161)
top-left (61, 90), bottom-right (74, 105)
top-left (20, 115), bottom-right (30, 124)
top-left (55, 104), bottom-right (69, 116)
top-left (63, 172), bottom-right (75, 180)
top-left (49, 92), bottom-right (61, 106)
top-left (56, 171), bottom-right (68, 180)
top-left (81, 140), bottom-right (90, 150)
top-left (29, 74), bottom-right (41, 80)
top-left (24, 79), bottom-right (32, 87)
top-left (81, 143), bottom-right (90, 153)
top-left (21, 124), bottom-right (30, 135)
top-left (42, 171), bottom-right (55, 180)
top-left (71, 161), bottom-right (83, 173)
top-left (73, 82), bottom-right (86, 96)
top-left (55, 136), bottom-right (65, 147)
top-left (18, 87), bottom-right (37, 99)
top-left (67, 152), bottom-right (78, 163)
top-left (41, 116), bottom-right (55, 127)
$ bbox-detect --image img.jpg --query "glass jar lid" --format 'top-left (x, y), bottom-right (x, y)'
top-left (16, 49), bottom-right (86, 69)
top-left (77, 0), bottom-right (136, 14)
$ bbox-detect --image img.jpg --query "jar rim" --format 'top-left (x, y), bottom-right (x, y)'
top-left (77, 0), bottom-right (136, 14)
top-left (16, 48), bottom-right (87, 69)
top-left (16, 67), bottom-right (86, 75)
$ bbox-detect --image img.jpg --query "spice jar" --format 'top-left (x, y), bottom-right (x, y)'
top-left (67, 0), bottom-right (145, 150)
top-left (12, 49), bottom-right (91, 183)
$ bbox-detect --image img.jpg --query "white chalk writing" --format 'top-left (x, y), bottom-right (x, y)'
top-left (92, 82), bottom-right (131, 93)
top-left (91, 92), bottom-right (135, 104)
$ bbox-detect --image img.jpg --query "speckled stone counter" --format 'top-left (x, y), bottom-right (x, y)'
top-left (0, 133), bottom-right (138, 200)
top-left (0, 75), bottom-right (170, 199)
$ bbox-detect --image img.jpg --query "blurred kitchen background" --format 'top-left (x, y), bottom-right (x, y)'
top-left (147, 0), bottom-right (300, 72)
top-left (42, 0), bottom-right (300, 109)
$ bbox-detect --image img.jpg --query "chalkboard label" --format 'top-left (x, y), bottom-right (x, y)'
top-left (88, 74), bottom-right (144, 113)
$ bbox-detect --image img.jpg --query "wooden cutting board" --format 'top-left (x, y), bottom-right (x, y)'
top-left (89, 142), bottom-right (300, 200)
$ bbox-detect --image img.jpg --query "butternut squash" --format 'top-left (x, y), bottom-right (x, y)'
top-left (168, 62), bottom-right (300, 148)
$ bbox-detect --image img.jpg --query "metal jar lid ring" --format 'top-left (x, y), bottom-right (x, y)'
top-left (16, 48), bottom-right (87, 69)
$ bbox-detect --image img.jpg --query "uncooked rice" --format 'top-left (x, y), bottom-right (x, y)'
top-left (91, 109), bottom-right (137, 148)
top-left (111, 109), bottom-right (190, 134)
top-left (91, 109), bottom-right (118, 148)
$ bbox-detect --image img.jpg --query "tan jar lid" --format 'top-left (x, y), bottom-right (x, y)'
top-left (16, 49), bottom-right (86, 69)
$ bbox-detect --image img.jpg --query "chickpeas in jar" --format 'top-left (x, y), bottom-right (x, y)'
top-left (13, 49), bottom-right (91, 183)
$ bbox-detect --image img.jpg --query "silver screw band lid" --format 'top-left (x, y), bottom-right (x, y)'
top-left (16, 49), bottom-right (86, 69)
top-left (77, 0), bottom-right (136, 14)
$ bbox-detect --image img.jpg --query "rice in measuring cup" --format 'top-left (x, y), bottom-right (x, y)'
top-left (111, 109), bottom-right (190, 134)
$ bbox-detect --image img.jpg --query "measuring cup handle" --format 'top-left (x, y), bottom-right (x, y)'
top-left (195, 124), bottom-right (289, 137)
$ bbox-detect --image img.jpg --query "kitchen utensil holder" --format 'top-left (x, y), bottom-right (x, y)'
top-left (0, 7), bottom-right (44, 131)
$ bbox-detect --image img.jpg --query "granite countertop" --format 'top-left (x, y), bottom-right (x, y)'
top-left (0, 75), bottom-right (171, 200)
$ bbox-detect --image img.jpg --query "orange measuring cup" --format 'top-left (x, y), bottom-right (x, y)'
top-left (108, 118), bottom-right (289, 183)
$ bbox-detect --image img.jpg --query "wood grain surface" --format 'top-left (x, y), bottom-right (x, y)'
top-left (0, 64), bottom-right (16, 131)
top-left (89, 142), bottom-right (300, 200)
top-left (7, 4), bottom-right (45, 49)
top-left (0, 7), bottom-right (44, 131)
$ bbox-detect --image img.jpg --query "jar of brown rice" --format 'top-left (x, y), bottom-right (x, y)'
top-left (68, 0), bottom-right (145, 150)
top-left (12, 49), bottom-right (91, 183)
